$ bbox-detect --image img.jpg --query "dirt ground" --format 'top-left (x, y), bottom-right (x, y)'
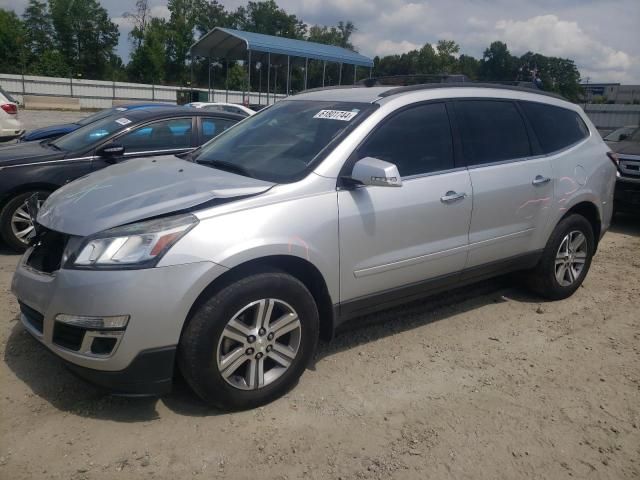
top-left (1, 111), bottom-right (639, 480)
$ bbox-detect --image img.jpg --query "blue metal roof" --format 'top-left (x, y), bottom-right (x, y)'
top-left (190, 27), bottom-right (373, 68)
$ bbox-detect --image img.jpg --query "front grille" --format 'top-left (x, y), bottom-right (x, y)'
top-left (53, 322), bottom-right (85, 351)
top-left (619, 158), bottom-right (640, 178)
top-left (19, 302), bottom-right (44, 334)
top-left (26, 226), bottom-right (70, 274)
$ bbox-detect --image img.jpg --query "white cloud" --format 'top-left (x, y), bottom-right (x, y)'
top-left (494, 15), bottom-right (635, 79)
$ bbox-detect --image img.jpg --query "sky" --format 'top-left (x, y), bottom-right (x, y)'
top-left (3, 0), bottom-right (639, 83)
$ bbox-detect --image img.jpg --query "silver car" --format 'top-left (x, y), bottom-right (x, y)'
top-left (11, 84), bottom-right (616, 409)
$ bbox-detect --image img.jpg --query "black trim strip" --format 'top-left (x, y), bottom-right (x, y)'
top-left (336, 250), bottom-right (542, 324)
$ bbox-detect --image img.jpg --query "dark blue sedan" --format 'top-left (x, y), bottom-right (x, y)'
top-left (19, 103), bottom-right (174, 142)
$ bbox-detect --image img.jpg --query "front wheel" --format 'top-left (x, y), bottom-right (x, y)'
top-left (0, 191), bottom-right (49, 252)
top-left (178, 271), bottom-right (319, 410)
top-left (526, 214), bottom-right (595, 300)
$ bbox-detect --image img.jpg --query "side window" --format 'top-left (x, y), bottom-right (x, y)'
top-left (201, 117), bottom-right (235, 143)
top-left (455, 100), bottom-right (531, 165)
top-left (520, 102), bottom-right (589, 153)
top-left (118, 117), bottom-right (193, 152)
top-left (357, 103), bottom-right (454, 177)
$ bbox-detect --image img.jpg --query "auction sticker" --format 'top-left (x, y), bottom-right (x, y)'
top-left (115, 117), bottom-right (132, 126)
top-left (115, 107), bottom-right (127, 111)
top-left (313, 110), bottom-right (358, 121)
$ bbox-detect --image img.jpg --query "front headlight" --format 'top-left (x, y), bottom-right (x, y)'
top-left (68, 214), bottom-right (198, 269)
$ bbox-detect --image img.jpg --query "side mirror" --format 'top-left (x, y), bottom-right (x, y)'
top-left (345, 157), bottom-right (402, 188)
top-left (96, 143), bottom-right (125, 163)
top-left (618, 134), bottom-right (629, 141)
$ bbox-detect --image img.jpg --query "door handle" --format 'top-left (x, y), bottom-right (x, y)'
top-left (532, 175), bottom-right (551, 186)
top-left (440, 191), bottom-right (467, 203)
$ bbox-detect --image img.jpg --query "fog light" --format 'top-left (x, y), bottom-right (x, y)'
top-left (55, 314), bottom-right (129, 330)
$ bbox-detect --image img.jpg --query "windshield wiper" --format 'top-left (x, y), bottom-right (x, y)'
top-left (199, 159), bottom-right (253, 178)
top-left (46, 141), bottom-right (62, 151)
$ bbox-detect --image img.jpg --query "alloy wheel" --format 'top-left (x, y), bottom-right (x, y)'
top-left (216, 298), bottom-right (302, 390)
top-left (555, 230), bottom-right (588, 287)
top-left (10, 198), bottom-right (43, 245)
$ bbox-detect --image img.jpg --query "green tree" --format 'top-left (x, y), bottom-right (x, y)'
top-left (0, 9), bottom-right (26, 74)
top-left (517, 52), bottom-right (582, 101)
top-left (478, 41), bottom-right (516, 81)
top-left (165, 0), bottom-right (198, 84)
top-left (435, 39), bottom-right (459, 73)
top-left (128, 17), bottom-right (170, 83)
top-left (194, 0), bottom-right (232, 36)
top-left (49, 0), bottom-right (120, 79)
top-left (234, 0), bottom-right (306, 39)
top-left (22, 0), bottom-right (54, 59)
top-left (307, 21), bottom-right (355, 50)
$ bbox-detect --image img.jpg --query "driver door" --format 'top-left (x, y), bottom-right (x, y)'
top-left (338, 102), bottom-right (472, 313)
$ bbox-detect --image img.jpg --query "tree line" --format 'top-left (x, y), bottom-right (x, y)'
top-left (0, 0), bottom-right (583, 100)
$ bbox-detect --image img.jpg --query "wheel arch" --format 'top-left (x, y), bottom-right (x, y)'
top-left (183, 255), bottom-right (336, 342)
top-left (0, 183), bottom-right (57, 210)
top-left (561, 200), bottom-right (602, 250)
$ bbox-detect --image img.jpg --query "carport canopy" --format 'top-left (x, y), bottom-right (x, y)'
top-left (190, 27), bottom-right (374, 68)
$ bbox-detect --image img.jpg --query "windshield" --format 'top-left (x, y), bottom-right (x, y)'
top-left (604, 126), bottom-right (639, 142)
top-left (77, 106), bottom-right (129, 126)
top-left (53, 114), bottom-right (133, 151)
top-left (193, 100), bottom-right (374, 182)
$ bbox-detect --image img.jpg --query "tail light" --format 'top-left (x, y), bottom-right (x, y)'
top-left (1, 103), bottom-right (17, 114)
top-left (607, 151), bottom-right (619, 170)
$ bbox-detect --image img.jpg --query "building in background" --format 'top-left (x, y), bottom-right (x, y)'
top-left (581, 83), bottom-right (640, 104)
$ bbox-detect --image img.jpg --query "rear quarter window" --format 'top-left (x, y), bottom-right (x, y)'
top-left (519, 101), bottom-right (589, 154)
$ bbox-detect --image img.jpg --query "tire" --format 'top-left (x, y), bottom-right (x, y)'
top-left (526, 214), bottom-right (595, 300)
top-left (0, 191), bottom-right (49, 252)
top-left (178, 271), bottom-right (319, 410)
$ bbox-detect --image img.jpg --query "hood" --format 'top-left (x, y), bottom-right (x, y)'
top-left (0, 141), bottom-right (63, 166)
top-left (606, 140), bottom-right (640, 156)
top-left (21, 123), bottom-right (78, 142)
top-left (37, 156), bottom-right (274, 237)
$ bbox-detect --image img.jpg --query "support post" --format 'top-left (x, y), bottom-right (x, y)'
top-left (354, 65), bottom-right (357, 85)
top-left (304, 58), bottom-right (308, 90)
top-left (338, 63), bottom-right (342, 85)
top-left (225, 59), bottom-right (229, 102)
top-left (112, 78), bottom-right (116, 99)
top-left (246, 50), bottom-right (252, 105)
top-left (369, 66), bottom-right (372, 78)
top-left (208, 57), bottom-right (211, 101)
top-left (322, 61), bottom-right (326, 87)
top-left (286, 56), bottom-right (290, 96)
top-left (267, 53), bottom-right (271, 105)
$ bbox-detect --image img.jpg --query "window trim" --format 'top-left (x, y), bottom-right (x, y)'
top-left (339, 100), bottom-right (460, 183)
top-left (517, 100), bottom-right (592, 157)
top-left (450, 98), bottom-right (534, 168)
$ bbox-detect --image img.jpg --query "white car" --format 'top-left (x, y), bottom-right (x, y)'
top-left (186, 102), bottom-right (256, 117)
top-left (0, 87), bottom-right (24, 142)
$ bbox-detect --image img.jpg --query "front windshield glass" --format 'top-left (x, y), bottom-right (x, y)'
top-left (604, 126), bottom-right (639, 141)
top-left (193, 100), bottom-right (374, 182)
top-left (53, 114), bottom-right (132, 151)
top-left (76, 107), bottom-right (125, 126)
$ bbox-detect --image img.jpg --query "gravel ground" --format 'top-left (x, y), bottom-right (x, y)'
top-left (0, 111), bottom-right (639, 480)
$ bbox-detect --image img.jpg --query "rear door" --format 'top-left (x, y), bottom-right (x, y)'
top-left (454, 99), bottom-right (553, 268)
top-left (338, 102), bottom-right (472, 309)
top-left (197, 116), bottom-right (237, 145)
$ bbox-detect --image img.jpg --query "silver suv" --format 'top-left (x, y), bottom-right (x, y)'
top-left (12, 84), bottom-right (616, 409)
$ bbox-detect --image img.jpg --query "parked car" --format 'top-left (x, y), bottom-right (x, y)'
top-left (186, 102), bottom-right (256, 117)
top-left (19, 103), bottom-right (174, 142)
top-left (0, 107), bottom-right (242, 250)
top-left (0, 87), bottom-right (24, 142)
top-left (604, 125), bottom-right (640, 213)
top-left (11, 84), bottom-right (616, 409)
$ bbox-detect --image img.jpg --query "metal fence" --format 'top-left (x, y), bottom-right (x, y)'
top-left (0, 73), bottom-right (285, 109)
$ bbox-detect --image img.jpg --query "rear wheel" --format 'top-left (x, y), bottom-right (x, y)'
top-left (526, 214), bottom-right (595, 300)
top-left (0, 191), bottom-right (49, 252)
top-left (178, 271), bottom-right (319, 410)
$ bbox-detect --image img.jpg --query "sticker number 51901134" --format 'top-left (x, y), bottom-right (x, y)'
top-left (313, 110), bottom-right (358, 121)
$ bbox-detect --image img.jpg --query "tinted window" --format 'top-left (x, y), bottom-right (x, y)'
top-left (520, 102), bottom-right (589, 153)
top-left (357, 103), bottom-right (454, 177)
top-left (201, 117), bottom-right (235, 143)
top-left (118, 118), bottom-right (192, 152)
top-left (455, 100), bottom-right (531, 165)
